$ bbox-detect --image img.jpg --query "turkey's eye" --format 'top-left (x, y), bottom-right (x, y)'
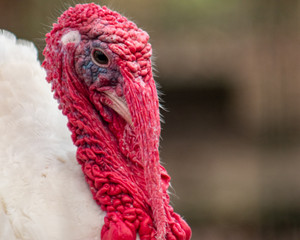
top-left (92, 49), bottom-right (109, 67)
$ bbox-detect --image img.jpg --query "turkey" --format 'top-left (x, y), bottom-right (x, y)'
top-left (0, 3), bottom-right (191, 240)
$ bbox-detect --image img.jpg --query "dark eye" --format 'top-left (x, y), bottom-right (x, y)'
top-left (92, 49), bottom-right (109, 67)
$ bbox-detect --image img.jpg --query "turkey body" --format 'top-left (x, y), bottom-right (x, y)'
top-left (0, 31), bottom-right (104, 240)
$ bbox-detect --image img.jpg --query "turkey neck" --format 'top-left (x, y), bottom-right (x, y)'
top-left (61, 47), bottom-right (149, 206)
top-left (58, 46), bottom-right (164, 239)
top-left (42, 3), bottom-right (192, 238)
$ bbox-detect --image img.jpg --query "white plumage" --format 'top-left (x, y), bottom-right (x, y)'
top-left (0, 31), bottom-right (105, 239)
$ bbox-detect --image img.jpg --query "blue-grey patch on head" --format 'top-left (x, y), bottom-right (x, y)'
top-left (81, 59), bottom-right (108, 84)
top-left (92, 41), bottom-right (107, 49)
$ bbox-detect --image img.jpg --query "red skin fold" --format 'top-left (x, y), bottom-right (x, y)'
top-left (42, 3), bottom-right (191, 240)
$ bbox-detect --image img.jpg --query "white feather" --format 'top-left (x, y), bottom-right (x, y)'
top-left (0, 30), bottom-right (105, 240)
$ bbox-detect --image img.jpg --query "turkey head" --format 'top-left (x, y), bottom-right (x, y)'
top-left (43, 3), bottom-right (191, 240)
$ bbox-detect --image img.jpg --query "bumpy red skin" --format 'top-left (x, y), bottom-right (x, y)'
top-left (43, 3), bottom-right (191, 240)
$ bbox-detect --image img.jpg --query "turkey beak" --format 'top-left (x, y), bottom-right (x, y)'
top-left (102, 90), bottom-right (133, 126)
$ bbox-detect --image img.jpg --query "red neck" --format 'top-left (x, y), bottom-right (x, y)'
top-left (43, 17), bottom-right (191, 240)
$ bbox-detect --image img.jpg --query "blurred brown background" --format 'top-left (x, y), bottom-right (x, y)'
top-left (1, 0), bottom-right (300, 239)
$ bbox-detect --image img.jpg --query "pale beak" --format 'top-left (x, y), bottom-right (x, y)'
top-left (102, 90), bottom-right (132, 126)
